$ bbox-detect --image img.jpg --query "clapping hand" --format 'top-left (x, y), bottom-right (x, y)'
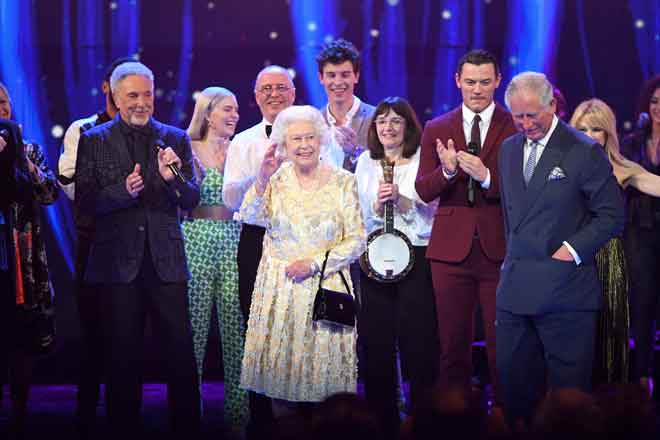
top-left (456, 151), bottom-right (488, 182)
top-left (436, 138), bottom-right (458, 175)
top-left (335, 126), bottom-right (358, 155)
top-left (125, 163), bottom-right (144, 198)
top-left (158, 146), bottom-right (182, 182)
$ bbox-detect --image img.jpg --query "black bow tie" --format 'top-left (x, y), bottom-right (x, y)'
top-left (265, 125), bottom-right (272, 138)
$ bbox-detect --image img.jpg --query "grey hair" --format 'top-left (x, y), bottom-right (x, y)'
top-left (504, 71), bottom-right (554, 109)
top-left (254, 65), bottom-right (295, 91)
top-left (110, 62), bottom-right (154, 93)
top-left (270, 105), bottom-right (330, 156)
top-left (187, 86), bottom-right (235, 141)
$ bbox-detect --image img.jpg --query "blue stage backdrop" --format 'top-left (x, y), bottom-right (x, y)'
top-left (0, 0), bottom-right (657, 380)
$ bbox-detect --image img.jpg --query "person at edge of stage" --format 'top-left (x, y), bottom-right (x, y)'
top-left (0, 82), bottom-right (58, 438)
top-left (620, 74), bottom-right (660, 398)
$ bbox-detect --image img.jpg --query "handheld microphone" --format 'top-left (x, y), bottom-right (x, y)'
top-left (466, 141), bottom-right (480, 206)
top-left (154, 140), bottom-right (186, 184)
top-left (637, 112), bottom-right (650, 130)
top-left (0, 129), bottom-right (8, 140)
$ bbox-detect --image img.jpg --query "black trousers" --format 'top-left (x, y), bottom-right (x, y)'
top-left (624, 223), bottom-right (660, 380)
top-left (74, 231), bottom-right (104, 423)
top-left (358, 246), bottom-right (438, 434)
top-left (236, 224), bottom-right (273, 434)
top-left (97, 246), bottom-right (200, 437)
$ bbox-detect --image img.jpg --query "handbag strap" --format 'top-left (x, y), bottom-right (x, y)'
top-left (317, 250), bottom-right (351, 294)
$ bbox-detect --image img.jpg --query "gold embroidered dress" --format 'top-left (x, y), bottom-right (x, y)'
top-left (239, 162), bottom-right (366, 402)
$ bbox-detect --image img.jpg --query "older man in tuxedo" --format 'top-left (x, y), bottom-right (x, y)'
top-left (75, 61), bottom-right (200, 437)
top-left (496, 71), bottom-right (624, 427)
top-left (415, 50), bottom-right (516, 408)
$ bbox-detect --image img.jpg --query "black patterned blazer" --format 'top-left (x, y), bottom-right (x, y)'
top-left (74, 116), bottom-right (200, 284)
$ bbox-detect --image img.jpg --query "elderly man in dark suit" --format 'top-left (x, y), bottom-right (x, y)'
top-left (415, 50), bottom-right (516, 410)
top-left (496, 71), bottom-right (624, 427)
top-left (75, 61), bottom-right (200, 437)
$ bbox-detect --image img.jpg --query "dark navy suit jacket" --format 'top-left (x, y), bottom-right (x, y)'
top-left (496, 120), bottom-right (624, 315)
top-left (74, 116), bottom-right (200, 284)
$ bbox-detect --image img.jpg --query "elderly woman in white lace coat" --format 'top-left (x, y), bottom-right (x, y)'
top-left (239, 105), bottom-right (366, 402)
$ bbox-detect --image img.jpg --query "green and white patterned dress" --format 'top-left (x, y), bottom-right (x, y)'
top-left (182, 167), bottom-right (248, 430)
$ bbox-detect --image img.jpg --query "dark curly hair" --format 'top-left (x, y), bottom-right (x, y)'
top-left (316, 38), bottom-right (361, 74)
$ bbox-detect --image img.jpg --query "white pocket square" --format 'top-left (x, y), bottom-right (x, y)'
top-left (547, 167), bottom-right (566, 181)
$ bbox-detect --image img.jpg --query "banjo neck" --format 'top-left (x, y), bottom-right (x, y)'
top-left (382, 159), bottom-right (395, 233)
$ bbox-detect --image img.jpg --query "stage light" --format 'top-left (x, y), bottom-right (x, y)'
top-left (51, 125), bottom-right (64, 139)
top-left (442, 10), bottom-right (452, 20)
top-left (192, 91), bottom-right (201, 101)
top-left (370, 29), bottom-right (380, 38)
top-left (269, 31), bottom-right (279, 40)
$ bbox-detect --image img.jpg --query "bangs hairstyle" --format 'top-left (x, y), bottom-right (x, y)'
top-left (316, 38), bottom-right (361, 74)
top-left (187, 86), bottom-right (235, 141)
top-left (367, 96), bottom-right (422, 160)
top-left (270, 105), bottom-right (330, 157)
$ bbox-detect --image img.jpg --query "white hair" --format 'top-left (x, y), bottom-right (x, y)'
top-left (270, 105), bottom-right (330, 156)
top-left (504, 71), bottom-right (554, 109)
top-left (110, 62), bottom-right (154, 93)
top-left (254, 65), bottom-right (294, 91)
top-left (186, 86), bottom-right (235, 141)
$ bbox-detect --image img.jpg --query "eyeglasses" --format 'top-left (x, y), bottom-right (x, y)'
top-left (375, 117), bottom-right (404, 127)
top-left (257, 84), bottom-right (291, 95)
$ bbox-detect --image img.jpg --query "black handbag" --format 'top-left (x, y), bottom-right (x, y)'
top-left (312, 251), bottom-right (356, 328)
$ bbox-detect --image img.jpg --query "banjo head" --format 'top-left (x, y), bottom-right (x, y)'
top-left (361, 231), bottom-right (414, 282)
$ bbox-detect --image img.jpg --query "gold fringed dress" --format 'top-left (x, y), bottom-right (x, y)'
top-left (594, 236), bottom-right (630, 384)
top-left (238, 162), bottom-right (366, 402)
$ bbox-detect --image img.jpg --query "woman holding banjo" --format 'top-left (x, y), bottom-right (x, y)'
top-left (355, 96), bottom-right (439, 437)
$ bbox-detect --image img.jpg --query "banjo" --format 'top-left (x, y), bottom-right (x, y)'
top-left (360, 159), bottom-right (415, 283)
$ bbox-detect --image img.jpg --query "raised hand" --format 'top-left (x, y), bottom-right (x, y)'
top-left (335, 126), bottom-right (358, 155)
top-left (457, 151), bottom-right (488, 182)
top-left (125, 163), bottom-right (144, 198)
top-left (158, 146), bottom-right (182, 182)
top-left (436, 138), bottom-right (458, 175)
top-left (256, 143), bottom-right (283, 194)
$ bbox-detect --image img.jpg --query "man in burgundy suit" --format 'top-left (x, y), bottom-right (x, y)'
top-left (415, 50), bottom-right (516, 406)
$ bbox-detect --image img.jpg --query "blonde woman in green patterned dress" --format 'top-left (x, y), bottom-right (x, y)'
top-left (183, 86), bottom-right (248, 435)
top-left (569, 99), bottom-right (650, 385)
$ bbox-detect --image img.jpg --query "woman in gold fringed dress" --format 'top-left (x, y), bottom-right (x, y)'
top-left (570, 99), bottom-right (653, 385)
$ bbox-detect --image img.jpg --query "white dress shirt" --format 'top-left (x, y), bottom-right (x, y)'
top-left (443, 101), bottom-right (497, 188)
top-left (355, 149), bottom-right (437, 247)
top-left (222, 119), bottom-right (271, 217)
top-left (522, 115), bottom-right (580, 265)
top-left (58, 114), bottom-right (99, 200)
top-left (321, 95), bottom-right (362, 169)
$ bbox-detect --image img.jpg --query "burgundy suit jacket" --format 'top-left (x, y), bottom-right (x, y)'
top-left (415, 104), bottom-right (516, 263)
